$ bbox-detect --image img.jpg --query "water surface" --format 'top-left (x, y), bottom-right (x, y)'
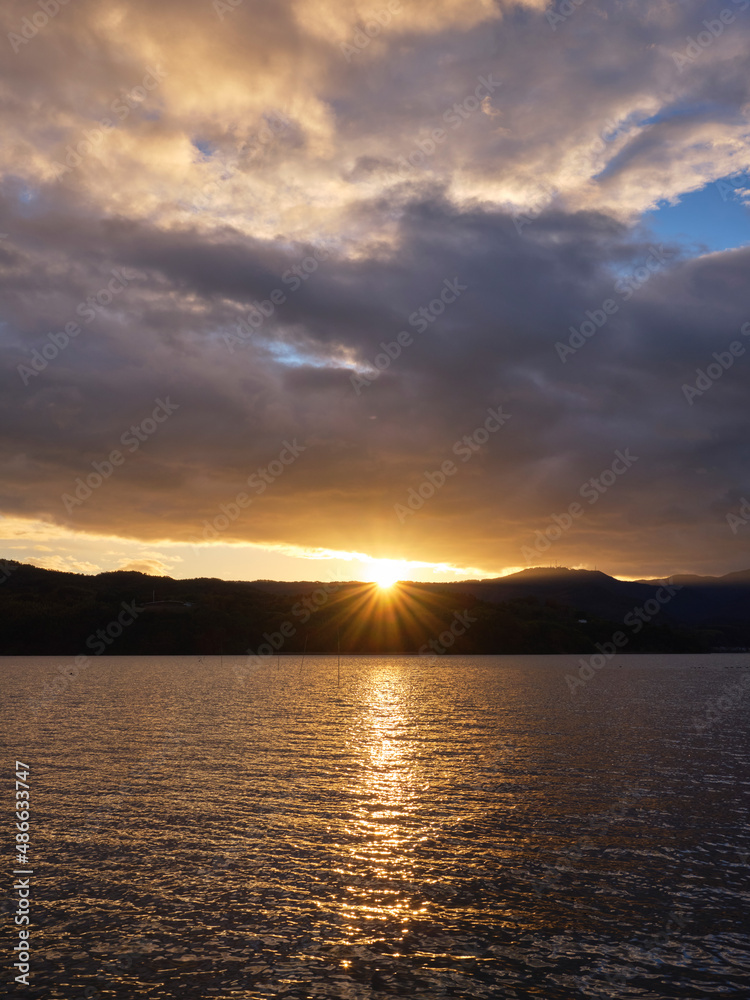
top-left (2, 654), bottom-right (749, 998)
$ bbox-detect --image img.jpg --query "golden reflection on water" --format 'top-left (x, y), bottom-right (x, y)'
top-left (5, 655), bottom-right (750, 997)
top-left (338, 667), bottom-right (433, 943)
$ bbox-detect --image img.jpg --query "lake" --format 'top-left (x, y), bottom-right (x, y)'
top-left (2, 653), bottom-right (749, 998)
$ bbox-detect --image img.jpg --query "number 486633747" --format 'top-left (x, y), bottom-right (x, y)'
top-left (15, 761), bottom-right (30, 864)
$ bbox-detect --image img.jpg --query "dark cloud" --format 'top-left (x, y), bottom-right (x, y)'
top-left (1, 0), bottom-right (749, 578)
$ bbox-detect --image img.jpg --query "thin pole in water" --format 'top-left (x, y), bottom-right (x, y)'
top-left (299, 633), bottom-right (308, 678)
top-left (337, 629), bottom-right (341, 688)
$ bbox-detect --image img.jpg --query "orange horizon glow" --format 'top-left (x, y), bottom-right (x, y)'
top-left (0, 515), bottom-right (718, 586)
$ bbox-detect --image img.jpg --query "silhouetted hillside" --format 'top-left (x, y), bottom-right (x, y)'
top-left (455, 567), bottom-right (750, 645)
top-left (0, 561), bottom-right (747, 655)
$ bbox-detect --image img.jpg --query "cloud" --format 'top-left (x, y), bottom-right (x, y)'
top-left (1, 0), bottom-right (749, 579)
top-left (23, 554), bottom-right (104, 575)
top-left (117, 558), bottom-right (171, 575)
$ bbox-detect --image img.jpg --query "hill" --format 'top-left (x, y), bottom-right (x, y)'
top-left (1, 561), bottom-right (748, 656)
top-left (455, 567), bottom-right (750, 642)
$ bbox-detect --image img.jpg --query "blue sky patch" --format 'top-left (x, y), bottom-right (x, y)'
top-left (644, 179), bottom-right (750, 255)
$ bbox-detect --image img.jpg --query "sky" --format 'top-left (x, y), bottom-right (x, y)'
top-left (1, 0), bottom-right (750, 584)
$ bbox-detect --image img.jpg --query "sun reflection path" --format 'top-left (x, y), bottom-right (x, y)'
top-left (335, 668), bottom-right (440, 944)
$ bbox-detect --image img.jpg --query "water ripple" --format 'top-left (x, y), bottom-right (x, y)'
top-left (1, 653), bottom-right (749, 998)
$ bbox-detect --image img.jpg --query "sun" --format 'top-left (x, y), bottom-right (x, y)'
top-left (367, 559), bottom-right (407, 590)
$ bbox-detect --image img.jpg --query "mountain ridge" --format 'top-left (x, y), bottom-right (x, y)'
top-left (0, 560), bottom-right (748, 654)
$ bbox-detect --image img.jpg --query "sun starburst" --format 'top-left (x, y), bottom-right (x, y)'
top-left (366, 559), bottom-right (408, 589)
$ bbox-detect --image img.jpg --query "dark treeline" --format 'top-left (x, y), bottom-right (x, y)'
top-left (1, 562), bottom-right (746, 656)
